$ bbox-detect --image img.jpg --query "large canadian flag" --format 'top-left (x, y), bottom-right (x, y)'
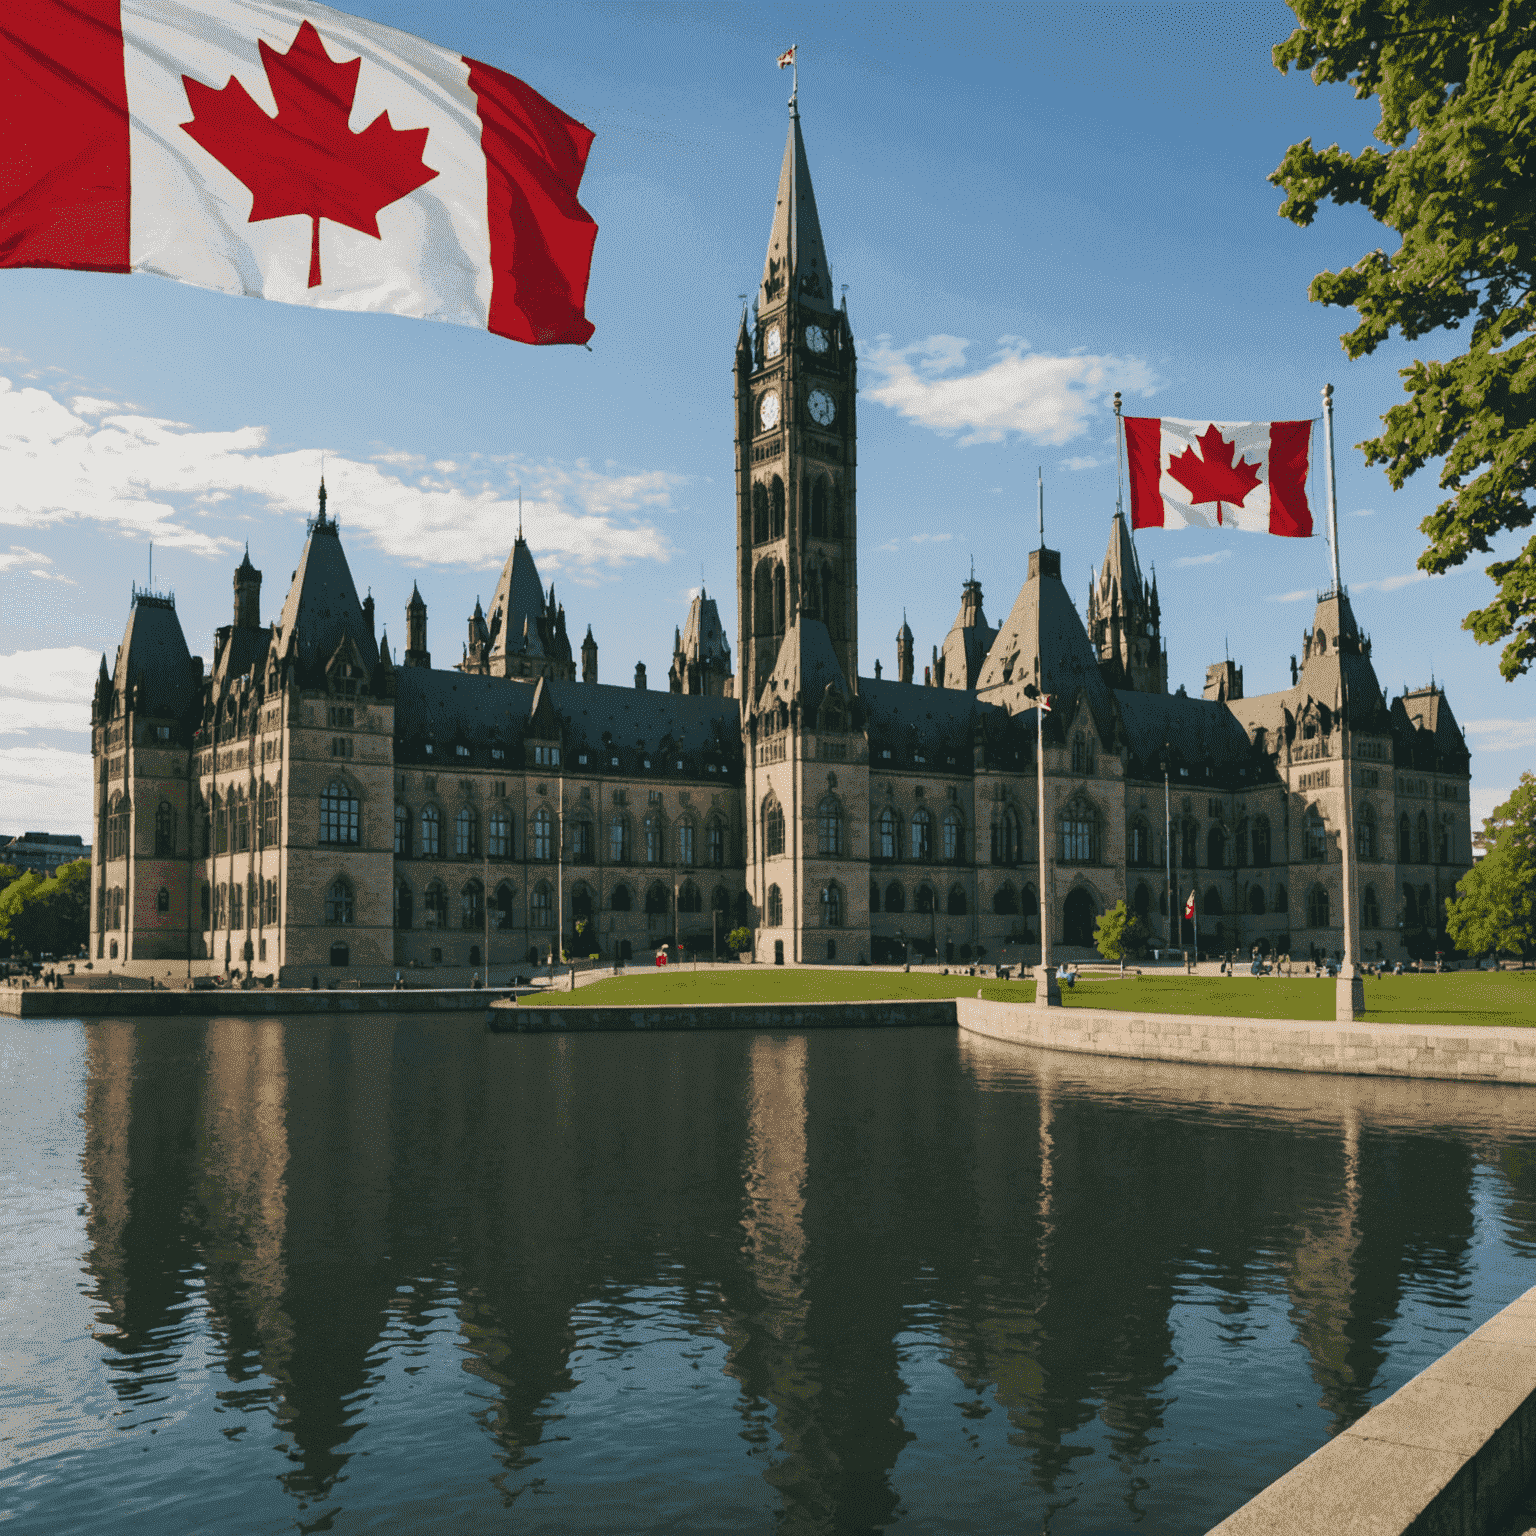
top-left (1124, 417), bottom-right (1315, 537)
top-left (0, 0), bottom-right (597, 345)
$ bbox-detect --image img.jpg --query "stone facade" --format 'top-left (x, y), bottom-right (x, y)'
top-left (88, 100), bottom-right (1473, 981)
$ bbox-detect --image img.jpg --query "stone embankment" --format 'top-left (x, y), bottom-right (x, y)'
top-left (488, 999), bottom-right (955, 1033)
top-left (0, 986), bottom-right (518, 1019)
top-left (1210, 1283), bottom-right (1536, 1535)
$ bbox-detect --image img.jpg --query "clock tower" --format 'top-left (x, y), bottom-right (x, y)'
top-left (734, 95), bottom-right (858, 703)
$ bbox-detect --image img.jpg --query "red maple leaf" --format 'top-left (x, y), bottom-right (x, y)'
top-left (180, 20), bottom-right (439, 289)
top-left (1166, 424), bottom-right (1263, 519)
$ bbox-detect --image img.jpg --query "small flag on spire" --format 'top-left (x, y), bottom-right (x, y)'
top-left (777, 45), bottom-right (797, 69)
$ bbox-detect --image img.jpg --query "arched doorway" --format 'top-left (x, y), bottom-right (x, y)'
top-left (1064, 887), bottom-right (1097, 948)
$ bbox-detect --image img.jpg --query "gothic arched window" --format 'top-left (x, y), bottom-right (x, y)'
top-left (1363, 884), bottom-right (1381, 927)
top-left (770, 476), bottom-right (785, 538)
top-left (610, 815), bottom-right (630, 863)
top-left (1129, 818), bottom-right (1150, 866)
top-left (994, 883), bottom-right (1018, 915)
top-left (947, 883), bottom-right (967, 916)
top-left (1180, 818), bottom-right (1198, 867)
top-left (1357, 803), bottom-right (1377, 859)
top-left (767, 884), bottom-right (784, 926)
top-left (1306, 884), bottom-right (1330, 928)
top-left (1203, 887), bottom-right (1223, 917)
top-left (1305, 808), bottom-right (1327, 861)
top-left (644, 881), bottom-right (669, 916)
top-left (531, 882), bottom-right (554, 928)
top-left (496, 882), bottom-right (516, 928)
top-left (773, 564), bottom-right (786, 634)
top-left (914, 884), bottom-right (936, 915)
top-left (320, 781), bottom-right (359, 845)
top-left (155, 800), bottom-right (175, 857)
top-left (420, 804), bottom-right (441, 857)
top-left (818, 796), bottom-right (843, 856)
top-left (1399, 813), bottom-right (1412, 862)
top-left (1273, 883), bottom-right (1288, 914)
top-left (324, 878), bottom-right (354, 925)
top-left (821, 882), bottom-right (843, 927)
top-left (461, 880), bottom-right (483, 930)
top-left (1234, 819), bottom-right (1249, 868)
top-left (763, 798), bottom-right (785, 859)
top-left (810, 477), bottom-right (828, 538)
top-left (644, 812), bottom-right (662, 864)
top-left (395, 803), bottom-right (410, 856)
top-left (1417, 811), bottom-right (1430, 864)
top-left (679, 881), bottom-right (702, 914)
top-left (455, 807), bottom-right (478, 858)
top-left (1251, 815), bottom-right (1272, 867)
top-left (1060, 798), bottom-right (1098, 863)
top-left (752, 481), bottom-right (770, 544)
top-left (754, 560), bottom-right (774, 638)
top-left (676, 820), bottom-right (695, 866)
top-left (877, 808), bottom-right (896, 861)
top-left (610, 883), bottom-right (631, 913)
top-left (424, 881), bottom-right (448, 929)
top-left (534, 807), bottom-right (553, 861)
top-left (707, 817), bottom-right (725, 867)
top-left (1249, 884), bottom-right (1265, 915)
top-left (885, 881), bottom-right (906, 913)
top-left (942, 809), bottom-right (963, 862)
top-left (911, 807), bottom-right (933, 861)
top-left (489, 808), bottom-right (512, 859)
top-left (1207, 826), bottom-right (1226, 869)
top-left (395, 880), bottom-right (413, 930)
top-left (1437, 820), bottom-right (1451, 864)
top-left (233, 791), bottom-right (250, 853)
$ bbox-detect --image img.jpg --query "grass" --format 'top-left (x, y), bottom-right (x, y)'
top-left (525, 966), bottom-right (1536, 1027)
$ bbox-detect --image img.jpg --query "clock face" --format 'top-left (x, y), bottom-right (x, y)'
top-left (808, 388), bottom-right (836, 426)
top-left (805, 324), bottom-right (829, 354)
top-left (764, 325), bottom-right (782, 359)
top-left (759, 391), bottom-right (781, 431)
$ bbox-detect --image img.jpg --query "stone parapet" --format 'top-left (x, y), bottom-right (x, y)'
top-left (956, 998), bottom-right (1536, 1085)
top-left (489, 998), bottom-right (957, 1033)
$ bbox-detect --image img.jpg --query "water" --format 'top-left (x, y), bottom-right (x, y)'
top-left (3, 1017), bottom-right (1534, 1534)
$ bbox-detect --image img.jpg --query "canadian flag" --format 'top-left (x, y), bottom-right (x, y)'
top-left (0, 0), bottom-right (597, 345)
top-left (1184, 891), bottom-right (1196, 921)
top-left (1124, 417), bottom-right (1314, 537)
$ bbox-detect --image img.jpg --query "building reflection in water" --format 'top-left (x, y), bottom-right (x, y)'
top-left (69, 1017), bottom-right (1536, 1532)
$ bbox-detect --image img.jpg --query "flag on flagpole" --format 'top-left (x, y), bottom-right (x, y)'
top-left (1124, 417), bottom-right (1314, 537)
top-left (1184, 891), bottom-right (1196, 921)
top-left (0, 0), bottom-right (598, 345)
top-left (777, 45), bottom-right (797, 69)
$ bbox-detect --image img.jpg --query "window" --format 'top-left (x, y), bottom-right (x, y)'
top-left (420, 805), bottom-right (441, 857)
top-left (994, 883), bottom-right (1018, 915)
top-left (492, 748), bottom-right (506, 763)
top-left (1273, 884), bottom-right (1288, 914)
top-left (156, 885), bottom-right (170, 913)
top-left (1357, 804), bottom-right (1377, 859)
top-left (1060, 800), bottom-right (1097, 863)
top-left (531, 882), bottom-right (553, 927)
top-left (1305, 810), bottom-right (1326, 861)
top-left (461, 880), bottom-right (484, 930)
top-left (1203, 887), bottom-right (1223, 917)
top-left (679, 881), bottom-right (702, 914)
top-left (767, 884), bottom-right (783, 926)
top-left (260, 781), bottom-right (278, 848)
top-left (947, 883), bottom-right (967, 916)
top-left (911, 808), bottom-right (933, 861)
top-left (230, 880), bottom-right (244, 929)
top-left (877, 809), bottom-right (897, 861)
top-left (885, 881), bottom-right (906, 913)
top-left (640, 813), bottom-right (661, 864)
top-left (1417, 811), bottom-right (1430, 864)
top-left (707, 819), bottom-right (724, 868)
top-left (1133, 883), bottom-right (1151, 919)
top-left (1179, 819), bottom-right (1198, 867)
top-left (490, 809), bottom-right (512, 859)
top-left (677, 822), bottom-right (695, 865)
top-left (200, 883), bottom-right (210, 929)
top-left (496, 882), bottom-right (516, 929)
top-left (532, 745), bottom-right (561, 767)
top-left (320, 781), bottom-right (359, 845)
top-left (1437, 821), bottom-right (1451, 864)
top-left (324, 879), bottom-right (354, 925)
top-left (1129, 818), bottom-right (1150, 867)
top-left (915, 884), bottom-right (936, 915)
top-left (395, 882), bottom-right (413, 930)
top-left (455, 744), bottom-right (470, 759)
top-left (817, 797), bottom-right (843, 856)
top-left (331, 737), bottom-right (353, 759)
top-left (327, 705), bottom-right (354, 728)
top-left (610, 884), bottom-right (631, 912)
top-left (263, 879), bottom-right (278, 926)
top-left (764, 800), bottom-right (785, 859)
top-left (395, 803), bottom-right (410, 856)
top-left (821, 882), bottom-right (843, 927)
top-left (568, 820), bottom-right (591, 862)
top-left (155, 801), bottom-right (175, 856)
top-left (232, 793), bottom-right (249, 853)
top-left (456, 807), bottom-right (478, 858)
top-left (534, 807), bottom-right (553, 861)
top-left (645, 881), bottom-right (669, 916)
top-left (943, 809), bottom-right (962, 862)
top-left (1249, 884), bottom-right (1265, 915)
top-left (1251, 816), bottom-right (1272, 867)
top-left (610, 816), bottom-right (629, 863)
top-left (1363, 884), bottom-right (1381, 927)
top-left (1399, 813), bottom-right (1412, 862)
top-left (1306, 885), bottom-right (1330, 928)
top-left (424, 881), bottom-right (448, 929)
top-left (1207, 826), bottom-right (1226, 869)
top-left (870, 880), bottom-right (881, 913)
top-left (212, 882), bottom-right (225, 930)
top-left (573, 883), bottom-right (595, 921)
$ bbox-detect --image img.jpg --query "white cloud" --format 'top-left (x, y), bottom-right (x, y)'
top-left (864, 335), bottom-right (1158, 446)
top-left (0, 646), bottom-right (101, 735)
top-left (1354, 569), bottom-right (1430, 594)
top-left (1266, 589), bottom-right (1313, 603)
top-left (0, 374), bottom-right (682, 578)
top-left (1470, 785), bottom-right (1514, 833)
top-left (0, 746), bottom-right (94, 840)
top-left (1060, 455), bottom-right (1101, 472)
top-left (1173, 550), bottom-right (1232, 568)
top-left (1351, 507), bottom-right (1375, 517)
top-left (910, 532), bottom-right (953, 544)
top-left (1463, 717), bottom-right (1536, 754)
top-left (0, 544), bottom-right (52, 572)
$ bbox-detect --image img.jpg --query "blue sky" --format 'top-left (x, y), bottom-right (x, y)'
top-left (2, 0), bottom-right (1530, 841)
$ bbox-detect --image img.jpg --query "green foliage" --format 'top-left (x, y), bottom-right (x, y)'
top-left (1094, 900), bottom-right (1150, 966)
top-left (1272, 0), bottom-right (1536, 678)
top-left (0, 858), bottom-right (91, 959)
top-left (0, 863), bottom-right (19, 887)
top-left (727, 926), bottom-right (752, 953)
top-left (1446, 772), bottom-right (1536, 956)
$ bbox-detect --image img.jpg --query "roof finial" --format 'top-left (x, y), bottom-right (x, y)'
top-left (517, 487), bottom-right (523, 542)
top-left (1037, 466), bottom-right (1045, 549)
top-left (318, 474), bottom-right (327, 522)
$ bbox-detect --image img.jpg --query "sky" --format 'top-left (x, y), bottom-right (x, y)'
top-left (2, 0), bottom-right (1531, 844)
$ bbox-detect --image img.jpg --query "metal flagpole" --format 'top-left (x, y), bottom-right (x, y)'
top-left (1324, 383), bottom-right (1365, 1020)
top-left (1162, 744), bottom-right (1174, 950)
top-left (1034, 467), bottom-right (1060, 1007)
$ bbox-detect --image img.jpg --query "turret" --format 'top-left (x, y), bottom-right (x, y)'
top-left (233, 545), bottom-right (262, 629)
top-left (896, 614), bottom-right (914, 685)
top-left (582, 625), bottom-right (598, 684)
top-left (635, 661), bottom-right (647, 690)
top-left (404, 583), bottom-right (430, 668)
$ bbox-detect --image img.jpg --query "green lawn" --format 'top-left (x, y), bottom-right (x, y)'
top-left (526, 967), bottom-right (1536, 1026)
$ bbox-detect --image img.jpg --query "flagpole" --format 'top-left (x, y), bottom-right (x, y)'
top-left (1034, 467), bottom-right (1060, 1008)
top-left (1324, 383), bottom-right (1365, 1020)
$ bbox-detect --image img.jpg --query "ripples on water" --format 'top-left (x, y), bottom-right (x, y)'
top-left (2, 1017), bottom-right (1535, 1533)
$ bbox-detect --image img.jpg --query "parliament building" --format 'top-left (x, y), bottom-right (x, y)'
top-left (89, 103), bottom-right (1474, 982)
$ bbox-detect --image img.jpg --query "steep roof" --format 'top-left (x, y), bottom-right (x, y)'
top-left (760, 617), bottom-right (847, 708)
top-left (861, 676), bottom-right (1012, 760)
top-left (1115, 689), bottom-right (1263, 785)
top-left (113, 593), bottom-right (200, 719)
top-left (274, 515), bottom-right (377, 673)
top-left (1091, 510), bottom-right (1147, 618)
top-left (487, 536), bottom-right (549, 661)
top-left (975, 548), bottom-right (1116, 739)
top-left (760, 104), bottom-right (834, 315)
top-left (680, 586), bottom-right (730, 667)
top-left (939, 578), bottom-right (996, 690)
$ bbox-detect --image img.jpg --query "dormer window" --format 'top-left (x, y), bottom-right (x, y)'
top-left (532, 745), bottom-right (560, 766)
top-left (424, 743), bottom-right (434, 756)
top-left (578, 753), bottom-right (588, 765)
top-left (491, 748), bottom-right (505, 762)
top-left (455, 745), bottom-right (470, 759)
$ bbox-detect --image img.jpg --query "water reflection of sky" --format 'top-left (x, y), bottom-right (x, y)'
top-left (2, 1017), bottom-right (1534, 1534)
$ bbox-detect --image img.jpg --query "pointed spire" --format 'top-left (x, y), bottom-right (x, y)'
top-left (317, 476), bottom-right (327, 522)
top-left (760, 100), bottom-right (833, 315)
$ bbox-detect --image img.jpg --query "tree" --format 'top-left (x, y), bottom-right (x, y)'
top-left (0, 858), bottom-right (91, 959)
top-left (727, 925), bottom-right (752, 954)
top-left (1445, 773), bottom-right (1536, 961)
top-left (1095, 900), bottom-right (1150, 976)
top-left (1271, 0), bottom-right (1536, 678)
